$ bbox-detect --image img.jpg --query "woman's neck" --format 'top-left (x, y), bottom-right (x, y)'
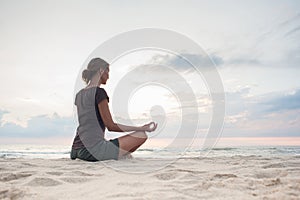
top-left (85, 75), bottom-right (101, 89)
top-left (85, 81), bottom-right (100, 89)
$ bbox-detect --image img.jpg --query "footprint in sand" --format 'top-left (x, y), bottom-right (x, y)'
top-left (212, 173), bottom-right (237, 180)
top-left (21, 162), bottom-right (37, 167)
top-left (154, 172), bottom-right (177, 180)
top-left (46, 172), bottom-right (64, 176)
top-left (262, 163), bottom-right (285, 169)
top-left (65, 171), bottom-right (94, 176)
top-left (0, 188), bottom-right (25, 199)
top-left (60, 177), bottom-right (91, 183)
top-left (27, 178), bottom-right (62, 186)
top-left (264, 178), bottom-right (281, 187)
top-left (253, 169), bottom-right (281, 179)
top-left (0, 172), bottom-right (32, 182)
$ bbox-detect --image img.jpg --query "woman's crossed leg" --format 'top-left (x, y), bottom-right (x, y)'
top-left (117, 131), bottom-right (148, 159)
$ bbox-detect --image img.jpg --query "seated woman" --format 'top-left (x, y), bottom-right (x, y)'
top-left (71, 57), bottom-right (157, 161)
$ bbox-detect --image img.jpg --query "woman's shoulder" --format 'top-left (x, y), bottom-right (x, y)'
top-left (76, 86), bottom-right (108, 97)
top-left (96, 87), bottom-right (109, 102)
top-left (97, 87), bottom-right (106, 91)
top-left (96, 87), bottom-right (107, 93)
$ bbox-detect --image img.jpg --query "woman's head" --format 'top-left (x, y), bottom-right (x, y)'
top-left (82, 58), bottom-right (110, 85)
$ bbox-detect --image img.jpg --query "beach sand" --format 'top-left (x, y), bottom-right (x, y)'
top-left (0, 155), bottom-right (299, 200)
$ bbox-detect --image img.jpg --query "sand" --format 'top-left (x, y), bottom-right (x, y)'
top-left (0, 155), bottom-right (299, 200)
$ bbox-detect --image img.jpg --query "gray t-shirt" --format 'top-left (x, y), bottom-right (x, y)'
top-left (72, 87), bottom-right (109, 149)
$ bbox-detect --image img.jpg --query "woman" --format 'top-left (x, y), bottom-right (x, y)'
top-left (71, 57), bottom-right (157, 161)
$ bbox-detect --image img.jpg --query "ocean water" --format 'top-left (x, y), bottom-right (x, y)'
top-left (0, 144), bottom-right (299, 159)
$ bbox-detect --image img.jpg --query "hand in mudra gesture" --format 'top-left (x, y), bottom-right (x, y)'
top-left (141, 122), bottom-right (158, 132)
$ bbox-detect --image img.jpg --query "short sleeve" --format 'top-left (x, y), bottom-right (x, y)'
top-left (74, 93), bottom-right (78, 106)
top-left (95, 88), bottom-right (109, 104)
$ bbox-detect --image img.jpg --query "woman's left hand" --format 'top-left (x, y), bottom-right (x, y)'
top-left (141, 122), bottom-right (158, 132)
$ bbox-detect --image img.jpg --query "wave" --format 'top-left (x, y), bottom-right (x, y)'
top-left (210, 147), bottom-right (238, 151)
top-left (0, 145), bottom-right (299, 159)
top-left (0, 150), bottom-right (70, 159)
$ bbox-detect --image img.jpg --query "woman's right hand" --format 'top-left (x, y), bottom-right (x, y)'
top-left (141, 122), bottom-right (157, 132)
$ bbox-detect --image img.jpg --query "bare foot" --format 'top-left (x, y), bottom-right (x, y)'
top-left (119, 153), bottom-right (133, 160)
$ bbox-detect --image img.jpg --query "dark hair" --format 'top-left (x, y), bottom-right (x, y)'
top-left (82, 58), bottom-right (109, 84)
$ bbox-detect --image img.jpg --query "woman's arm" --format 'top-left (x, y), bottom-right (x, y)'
top-left (98, 99), bottom-right (157, 132)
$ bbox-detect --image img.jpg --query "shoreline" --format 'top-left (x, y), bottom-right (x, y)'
top-left (0, 145), bottom-right (299, 160)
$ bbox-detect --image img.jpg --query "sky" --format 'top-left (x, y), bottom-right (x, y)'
top-left (0, 0), bottom-right (299, 146)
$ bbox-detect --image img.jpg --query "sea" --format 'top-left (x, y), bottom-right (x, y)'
top-left (0, 144), bottom-right (299, 159)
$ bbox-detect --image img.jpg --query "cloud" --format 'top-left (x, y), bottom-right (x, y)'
top-left (225, 88), bottom-right (300, 118)
top-left (139, 20), bottom-right (299, 70)
top-left (256, 13), bottom-right (300, 43)
top-left (0, 110), bottom-right (9, 121)
top-left (1, 88), bottom-right (299, 140)
top-left (0, 112), bottom-right (76, 138)
top-left (262, 89), bottom-right (300, 112)
top-left (256, 13), bottom-right (300, 67)
top-left (227, 58), bottom-right (261, 66)
top-left (222, 87), bottom-right (300, 137)
top-left (225, 87), bottom-right (251, 116)
top-left (148, 53), bottom-right (224, 72)
top-left (222, 13), bottom-right (300, 68)
top-left (284, 26), bottom-right (300, 37)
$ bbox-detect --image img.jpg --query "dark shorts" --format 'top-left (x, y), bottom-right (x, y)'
top-left (70, 138), bottom-right (119, 162)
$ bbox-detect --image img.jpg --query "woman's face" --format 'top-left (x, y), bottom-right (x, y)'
top-left (99, 67), bottom-right (110, 84)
